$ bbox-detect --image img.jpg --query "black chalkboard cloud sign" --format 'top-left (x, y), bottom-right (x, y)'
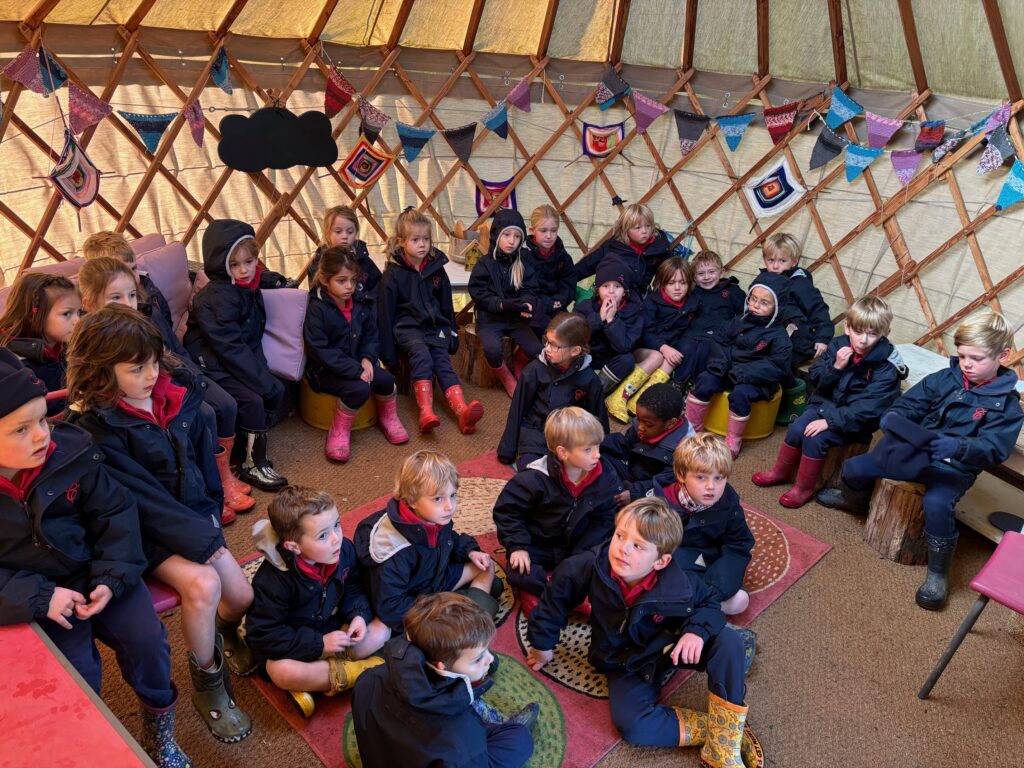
top-left (218, 107), bottom-right (338, 172)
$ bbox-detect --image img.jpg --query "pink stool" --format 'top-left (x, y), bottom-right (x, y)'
top-left (145, 576), bottom-right (181, 614)
top-left (918, 530), bottom-right (1024, 699)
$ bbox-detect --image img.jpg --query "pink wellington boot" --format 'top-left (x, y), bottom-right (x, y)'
top-left (325, 402), bottom-right (357, 462)
top-left (444, 385), bottom-right (484, 435)
top-left (725, 412), bottom-right (750, 459)
top-left (685, 394), bottom-right (712, 433)
top-left (752, 441), bottom-right (801, 487)
top-left (491, 363), bottom-right (518, 398)
top-left (779, 455), bottom-right (827, 508)
top-left (374, 391), bottom-right (409, 445)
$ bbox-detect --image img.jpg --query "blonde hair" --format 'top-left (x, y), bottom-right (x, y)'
top-left (77, 257), bottom-right (139, 312)
top-left (652, 256), bottom-right (694, 293)
top-left (529, 204), bottom-right (559, 230)
top-left (691, 250), bottom-right (724, 271)
top-left (395, 449), bottom-right (460, 503)
top-left (268, 485), bottom-right (336, 543)
top-left (404, 593), bottom-right (495, 667)
top-left (492, 225), bottom-right (527, 292)
top-left (763, 233), bottom-right (801, 265)
top-left (612, 203), bottom-right (656, 245)
top-left (388, 208), bottom-right (432, 260)
top-left (954, 311), bottom-right (1013, 357)
top-left (320, 205), bottom-right (360, 248)
top-left (615, 498), bottom-right (683, 557)
top-left (845, 296), bottom-right (893, 336)
top-left (82, 231), bottom-right (134, 263)
top-left (673, 433), bottom-right (733, 479)
top-left (544, 406), bottom-right (604, 452)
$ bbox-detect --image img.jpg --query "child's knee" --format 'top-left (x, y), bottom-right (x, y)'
top-left (184, 565), bottom-right (222, 608)
top-left (720, 589), bottom-right (749, 615)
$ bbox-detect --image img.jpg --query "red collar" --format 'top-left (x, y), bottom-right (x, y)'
top-left (666, 481), bottom-right (708, 514)
top-left (627, 237), bottom-right (654, 256)
top-left (116, 372), bottom-right (186, 429)
top-left (535, 244), bottom-right (555, 259)
top-left (234, 264), bottom-right (265, 291)
top-left (560, 461), bottom-right (602, 498)
top-left (658, 289), bottom-right (686, 309)
top-left (611, 567), bottom-right (659, 607)
top-left (639, 420), bottom-right (680, 445)
top-left (398, 500), bottom-right (441, 547)
top-left (43, 342), bottom-right (63, 361)
top-left (852, 354), bottom-right (863, 365)
top-left (963, 374), bottom-right (994, 390)
top-left (334, 297), bottom-right (353, 322)
top-left (0, 441), bottom-right (56, 503)
top-left (294, 555), bottom-right (339, 585)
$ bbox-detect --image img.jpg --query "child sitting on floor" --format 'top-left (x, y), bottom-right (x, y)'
top-left (525, 205), bottom-right (576, 340)
top-left (378, 208), bottom-right (483, 435)
top-left (686, 272), bottom-right (792, 457)
top-left (818, 311), bottom-right (1023, 610)
top-left (573, 203), bottom-right (673, 297)
top-left (353, 592), bottom-right (535, 768)
top-left (492, 407), bottom-right (624, 615)
top-left (354, 450), bottom-right (502, 633)
top-left (526, 498), bottom-right (760, 767)
top-left (753, 296), bottom-right (905, 508)
top-left (0, 349), bottom-right (190, 767)
top-left (497, 312), bottom-right (607, 469)
top-left (306, 205), bottom-right (382, 304)
top-left (246, 486), bottom-right (390, 717)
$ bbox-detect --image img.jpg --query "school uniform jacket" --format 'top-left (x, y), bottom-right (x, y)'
top-left (525, 235), bottom-right (576, 321)
top-left (139, 272), bottom-right (174, 333)
top-left (377, 248), bottom-right (458, 367)
top-left (0, 422), bottom-right (145, 625)
top-left (246, 542), bottom-right (371, 663)
top-left (640, 289), bottom-right (700, 351)
top-left (303, 284), bottom-right (379, 386)
top-left (886, 358), bottom-right (1024, 478)
top-left (354, 498), bottom-right (480, 632)
top-left (758, 266), bottom-right (832, 357)
top-left (468, 250), bottom-right (539, 330)
top-left (306, 241), bottom-right (382, 305)
top-left (653, 481), bottom-right (754, 602)
top-left (686, 278), bottom-right (746, 339)
top-left (527, 543), bottom-right (725, 679)
top-left (497, 353), bottom-right (608, 464)
top-left (575, 294), bottom-right (644, 366)
top-left (573, 230), bottom-right (673, 296)
top-left (601, 418), bottom-right (695, 501)
top-left (5, 337), bottom-right (66, 395)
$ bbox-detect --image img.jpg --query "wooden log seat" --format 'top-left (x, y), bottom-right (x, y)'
top-left (864, 479), bottom-right (928, 565)
top-left (454, 324), bottom-right (513, 389)
top-left (818, 442), bottom-right (871, 491)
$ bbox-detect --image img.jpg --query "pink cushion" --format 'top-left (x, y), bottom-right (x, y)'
top-left (0, 259), bottom-right (83, 315)
top-left (129, 234), bottom-right (167, 255)
top-left (970, 530), bottom-right (1024, 613)
top-left (145, 576), bottom-right (181, 614)
top-left (137, 242), bottom-right (190, 332)
top-left (261, 287), bottom-right (308, 382)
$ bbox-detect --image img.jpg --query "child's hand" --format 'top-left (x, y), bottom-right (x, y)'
top-left (509, 550), bottom-right (531, 573)
top-left (48, 587), bottom-right (86, 629)
top-left (526, 647), bottom-right (554, 671)
top-left (469, 550), bottom-right (493, 572)
top-left (614, 490), bottom-right (631, 506)
top-left (75, 585), bottom-right (113, 620)
top-left (670, 632), bottom-right (705, 665)
top-left (930, 436), bottom-right (961, 461)
top-left (345, 616), bottom-right (367, 644)
top-left (814, 342), bottom-right (828, 359)
top-left (360, 359), bottom-right (374, 383)
top-left (605, 301), bottom-right (618, 323)
top-left (323, 630), bottom-right (353, 654)
top-left (804, 418), bottom-right (829, 437)
top-left (834, 346), bottom-right (854, 369)
top-left (660, 345), bottom-right (684, 366)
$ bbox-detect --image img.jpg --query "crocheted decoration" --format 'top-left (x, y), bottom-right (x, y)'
top-left (481, 100), bottom-right (509, 140)
top-left (443, 123), bottom-right (477, 165)
top-left (715, 112), bottom-right (756, 151)
top-left (582, 122), bottom-right (625, 158)
top-left (596, 66), bottom-right (631, 111)
top-left (184, 100), bottom-right (204, 147)
top-left (632, 92), bottom-right (668, 134)
top-left (743, 155), bottom-right (806, 218)
top-left (48, 130), bottom-right (100, 209)
top-left (3, 44), bottom-right (45, 94)
top-left (808, 125), bottom-right (848, 170)
top-left (984, 103), bottom-right (1011, 134)
top-left (324, 67), bottom-right (356, 118)
top-left (825, 86), bottom-right (863, 129)
top-left (118, 110), bottom-right (177, 154)
top-left (844, 143), bottom-right (884, 182)
top-left (506, 74), bottom-right (532, 112)
top-left (38, 47), bottom-right (67, 95)
top-left (476, 177), bottom-right (517, 217)
top-left (763, 103), bottom-right (797, 145)
top-left (931, 129), bottom-right (970, 164)
top-left (357, 96), bottom-right (390, 145)
top-left (914, 119), bottom-right (945, 152)
top-left (210, 47), bottom-right (233, 95)
top-left (68, 83), bottom-right (112, 135)
top-left (673, 109), bottom-right (709, 157)
top-left (977, 124), bottom-right (1013, 175)
top-left (865, 111), bottom-right (902, 148)
top-left (395, 122), bottom-right (435, 162)
top-left (340, 136), bottom-right (392, 188)
top-left (889, 149), bottom-right (922, 186)
top-left (995, 158), bottom-right (1024, 211)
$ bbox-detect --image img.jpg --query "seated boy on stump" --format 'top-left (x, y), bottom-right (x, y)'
top-left (526, 498), bottom-right (762, 767)
top-left (818, 311), bottom-right (1023, 610)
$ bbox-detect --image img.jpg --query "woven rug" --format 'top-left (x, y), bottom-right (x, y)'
top-left (245, 451), bottom-right (831, 767)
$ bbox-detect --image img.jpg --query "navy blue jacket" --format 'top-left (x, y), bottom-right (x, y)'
top-left (527, 543), bottom-right (725, 678)
top-left (687, 277), bottom-right (746, 340)
top-left (306, 240), bottom-right (382, 305)
top-left (492, 453), bottom-right (622, 564)
top-left (303, 284), bottom-right (379, 386)
top-left (0, 422), bottom-right (145, 625)
top-left (653, 481), bottom-right (754, 602)
top-left (806, 336), bottom-right (905, 439)
top-left (886, 358), bottom-right (1023, 478)
top-left (602, 418), bottom-right (695, 500)
top-left (354, 498), bottom-right (480, 632)
top-left (377, 248), bottom-right (458, 366)
top-left (139, 272), bottom-right (174, 332)
top-left (525, 235), bottom-right (576, 322)
top-left (574, 230), bottom-right (673, 296)
top-left (468, 251), bottom-right (539, 330)
top-left (246, 542), bottom-right (371, 663)
top-left (758, 266), bottom-right (833, 358)
top-left (71, 369), bottom-right (224, 569)
top-left (497, 353), bottom-right (607, 464)
top-left (641, 289), bottom-right (700, 350)
top-left (353, 636), bottom-right (495, 768)
top-left (5, 337), bottom-right (66, 415)
top-left (575, 294), bottom-right (644, 366)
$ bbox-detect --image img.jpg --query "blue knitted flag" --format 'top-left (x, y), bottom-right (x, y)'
top-left (481, 101), bottom-right (509, 140)
top-left (995, 158), bottom-right (1024, 210)
top-left (825, 86), bottom-right (863, 129)
top-left (844, 143), bottom-right (884, 182)
top-left (395, 122), bottom-right (436, 162)
top-left (210, 46), bottom-right (233, 95)
top-left (118, 110), bottom-right (177, 154)
top-left (715, 112), bottom-right (755, 151)
top-left (38, 47), bottom-right (67, 95)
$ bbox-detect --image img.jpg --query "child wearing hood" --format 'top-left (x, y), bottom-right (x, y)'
top-left (686, 272), bottom-right (793, 458)
top-left (468, 209), bottom-right (543, 398)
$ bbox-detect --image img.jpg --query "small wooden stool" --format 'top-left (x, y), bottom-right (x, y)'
top-left (299, 378), bottom-right (376, 431)
top-left (453, 324), bottom-right (513, 389)
top-left (705, 387), bottom-right (783, 440)
top-left (864, 479), bottom-right (927, 565)
top-left (818, 442), bottom-right (871, 491)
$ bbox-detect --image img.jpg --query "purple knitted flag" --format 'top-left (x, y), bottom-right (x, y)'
top-left (632, 92), bottom-right (668, 135)
top-left (984, 103), bottom-right (1011, 134)
top-left (68, 83), bottom-right (112, 135)
top-left (3, 44), bottom-right (44, 94)
top-left (506, 74), bottom-right (532, 112)
top-left (889, 149), bottom-right (922, 186)
top-left (184, 100), bottom-right (204, 147)
top-left (865, 111), bottom-right (902, 148)
top-left (977, 124), bottom-right (1013, 174)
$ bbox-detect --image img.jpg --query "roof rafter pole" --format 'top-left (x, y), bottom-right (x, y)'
top-left (682, 0), bottom-right (698, 72)
top-left (981, 0), bottom-right (1022, 103)
top-left (387, 0), bottom-right (415, 50)
top-left (896, 0), bottom-right (927, 93)
top-left (608, 0), bottom-right (631, 66)
top-left (21, 0), bottom-right (62, 29)
top-left (825, 0), bottom-right (847, 86)
top-left (537, 0), bottom-right (560, 58)
top-left (756, 0), bottom-right (768, 78)
top-left (463, 0), bottom-right (487, 55)
top-left (0, 25), bottom-right (45, 178)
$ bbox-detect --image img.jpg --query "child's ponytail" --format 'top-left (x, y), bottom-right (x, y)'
top-left (511, 252), bottom-right (525, 292)
top-left (388, 207), bottom-right (431, 260)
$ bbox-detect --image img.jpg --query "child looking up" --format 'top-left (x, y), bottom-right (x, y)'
top-left (468, 208), bottom-right (543, 397)
top-left (818, 312), bottom-right (1023, 610)
top-left (378, 209), bottom-right (483, 435)
top-left (304, 245), bottom-right (408, 462)
top-left (497, 312), bottom-right (607, 469)
top-left (525, 205), bottom-right (576, 339)
top-left (686, 273), bottom-right (793, 457)
top-left (66, 306), bottom-right (254, 743)
top-left (573, 203), bottom-right (672, 296)
top-left (492, 407), bottom-right (624, 615)
top-left (753, 296), bottom-right (905, 508)
top-left (247, 486), bottom-right (390, 717)
top-left (306, 205), bottom-right (382, 303)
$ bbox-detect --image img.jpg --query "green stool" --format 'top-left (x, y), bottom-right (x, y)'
top-left (775, 379), bottom-right (808, 425)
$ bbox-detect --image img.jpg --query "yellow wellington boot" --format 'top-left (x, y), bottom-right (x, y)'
top-left (627, 368), bottom-right (671, 416)
top-left (605, 367), bottom-right (651, 423)
top-left (700, 692), bottom-right (757, 768)
top-left (676, 705), bottom-right (763, 766)
top-left (325, 655), bottom-right (386, 696)
top-left (289, 690), bottom-right (316, 718)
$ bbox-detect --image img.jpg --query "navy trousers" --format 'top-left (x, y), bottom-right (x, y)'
top-left (216, 374), bottom-right (284, 431)
top-left (505, 559), bottom-right (552, 596)
top-left (477, 323), bottom-right (542, 369)
top-left (199, 374), bottom-right (238, 438)
top-left (310, 365), bottom-right (395, 410)
top-left (691, 372), bottom-right (769, 417)
top-left (593, 353), bottom-right (635, 385)
top-left (485, 721), bottom-right (534, 768)
top-left (405, 342), bottom-right (460, 390)
top-left (784, 409), bottom-right (848, 459)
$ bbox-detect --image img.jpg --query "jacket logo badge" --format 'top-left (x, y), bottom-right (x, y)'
top-left (574, 389), bottom-right (585, 402)
top-left (865, 368), bottom-right (873, 382)
top-left (432, 275), bottom-right (441, 288)
top-left (721, 289), bottom-right (730, 298)
top-left (755, 340), bottom-right (767, 351)
top-left (972, 407), bottom-right (987, 420)
top-left (65, 482), bottom-right (80, 503)
top-left (652, 614), bottom-right (664, 623)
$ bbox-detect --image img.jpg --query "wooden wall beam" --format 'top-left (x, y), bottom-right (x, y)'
top-left (463, 0), bottom-right (487, 55)
top-left (0, 200), bottom-right (63, 262)
top-left (682, 0), bottom-right (698, 71)
top-left (21, 0), bottom-right (62, 29)
top-left (608, 0), bottom-right (631, 66)
top-left (981, 0), bottom-right (1022, 103)
top-left (896, 0), bottom-right (928, 93)
top-left (124, 0), bottom-right (161, 32)
top-left (387, 0), bottom-right (415, 50)
top-left (826, 0), bottom-right (847, 86)
top-left (537, 0), bottom-right (560, 58)
top-left (755, 0), bottom-right (769, 78)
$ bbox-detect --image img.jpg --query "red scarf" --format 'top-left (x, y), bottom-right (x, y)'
top-left (335, 298), bottom-right (353, 323)
top-left (639, 421), bottom-right (679, 445)
top-left (115, 372), bottom-right (186, 429)
top-left (294, 555), bottom-right (339, 585)
top-left (659, 289), bottom-right (686, 309)
top-left (398, 500), bottom-right (441, 547)
top-left (535, 244), bottom-right (555, 259)
top-left (852, 354), bottom-right (863, 365)
top-left (611, 568), bottom-right (659, 607)
top-left (560, 461), bottom-right (603, 498)
top-left (0, 441), bottom-right (56, 503)
top-left (628, 237), bottom-right (654, 256)
top-left (234, 264), bottom-right (265, 291)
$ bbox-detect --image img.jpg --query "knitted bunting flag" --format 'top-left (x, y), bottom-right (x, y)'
top-left (38, 47), bottom-right (68, 95)
top-left (931, 129), bottom-right (970, 164)
top-left (443, 123), bottom-right (477, 164)
top-left (743, 155), bottom-right (806, 218)
top-left (995, 158), bottom-right (1024, 211)
top-left (582, 122), bottom-right (625, 158)
top-left (210, 47), bottom-right (233, 95)
top-left (977, 124), bottom-right (1013, 174)
top-left (357, 97), bottom-right (390, 145)
top-left (341, 136), bottom-right (392, 188)
top-left (3, 44), bottom-right (45, 94)
top-left (889, 149), bottom-right (922, 186)
top-left (118, 110), bottom-right (177, 154)
top-left (914, 120), bottom-right (945, 152)
top-left (673, 109), bottom-right (709, 157)
top-left (506, 74), bottom-right (532, 112)
top-left (596, 66), bottom-right (631, 111)
top-left (68, 83), bottom-right (112, 135)
top-left (844, 143), bottom-right (884, 182)
top-left (763, 103), bottom-right (798, 145)
top-left (475, 177), bottom-right (517, 216)
top-left (715, 112), bottom-right (756, 151)
top-left (395, 122), bottom-right (435, 162)
top-left (825, 86), bottom-right (863, 129)
top-left (865, 111), bottom-right (902, 148)
top-left (48, 130), bottom-right (100, 209)
top-left (324, 67), bottom-right (356, 118)
top-left (984, 102), bottom-right (1011, 134)
top-left (481, 100), bottom-right (509, 139)
top-left (184, 100), bottom-right (204, 147)
top-left (631, 92), bottom-right (668, 135)
top-left (808, 125), bottom-right (848, 170)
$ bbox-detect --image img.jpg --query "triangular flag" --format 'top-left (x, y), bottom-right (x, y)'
top-left (38, 47), bottom-right (67, 95)
top-left (825, 86), bottom-right (863, 129)
top-left (844, 143), bottom-right (885, 182)
top-left (763, 103), bottom-right (798, 145)
top-left (443, 123), bottom-right (477, 165)
top-left (118, 110), bottom-right (177, 154)
top-left (984, 103), bottom-right (1011, 134)
top-left (357, 97), bottom-right (390, 145)
top-left (210, 47), bottom-right (233, 95)
top-left (914, 120), bottom-right (945, 152)
top-left (673, 109), bottom-right (709, 157)
top-left (632, 92), bottom-right (669, 135)
top-left (931, 129), bottom-right (970, 164)
top-left (396, 122), bottom-right (436, 162)
top-left (865, 111), bottom-right (902, 148)
top-left (597, 66), bottom-right (631, 111)
top-left (715, 113), bottom-right (756, 151)
top-left (809, 125), bottom-right (848, 170)
top-left (481, 101), bottom-right (509, 139)
top-left (506, 74), bottom-right (532, 112)
top-left (890, 150), bottom-right (922, 186)
top-left (324, 67), bottom-right (355, 118)
top-left (995, 158), bottom-right (1024, 211)
top-left (977, 124), bottom-right (1014, 174)
top-left (3, 44), bottom-right (45, 94)
top-left (184, 100), bottom-right (204, 147)
top-left (68, 83), bottom-right (112, 135)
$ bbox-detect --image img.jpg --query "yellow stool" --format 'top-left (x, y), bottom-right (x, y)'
top-left (704, 386), bottom-right (782, 440)
top-left (299, 378), bottom-right (376, 431)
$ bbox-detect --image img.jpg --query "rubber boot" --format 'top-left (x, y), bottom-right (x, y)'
top-left (374, 390), bottom-right (409, 445)
top-left (473, 698), bottom-right (540, 730)
top-left (915, 533), bottom-right (958, 610)
top-left (686, 394), bottom-right (711, 433)
top-left (779, 455), bottom-right (826, 508)
top-left (189, 635), bottom-right (253, 743)
top-left (444, 385), bottom-right (484, 435)
top-left (217, 436), bottom-right (251, 495)
top-left (627, 368), bottom-right (670, 416)
top-left (516, 589), bottom-right (541, 618)
top-left (606, 367), bottom-right (651, 423)
top-left (289, 691), bottom-right (315, 718)
top-left (325, 401), bottom-right (358, 462)
top-left (751, 442), bottom-right (801, 487)
top-left (413, 380), bottom-right (441, 433)
top-left (139, 684), bottom-right (193, 768)
top-left (238, 429), bottom-right (287, 492)
top-left (596, 366), bottom-right (620, 394)
top-left (699, 692), bottom-right (750, 768)
top-left (674, 706), bottom-right (708, 746)
top-left (325, 655), bottom-right (386, 696)
top-left (463, 585), bottom-right (500, 618)
top-left (512, 347), bottom-right (531, 378)
top-left (216, 615), bottom-right (258, 676)
top-left (491, 362), bottom-right (519, 398)
top-left (214, 446), bottom-right (255, 517)
top-left (815, 475), bottom-right (873, 514)
top-left (725, 412), bottom-right (749, 459)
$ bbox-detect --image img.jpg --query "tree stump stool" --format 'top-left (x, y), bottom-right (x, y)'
top-left (864, 479), bottom-right (928, 565)
top-left (453, 324), bottom-right (512, 389)
top-left (817, 442), bottom-right (871, 491)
